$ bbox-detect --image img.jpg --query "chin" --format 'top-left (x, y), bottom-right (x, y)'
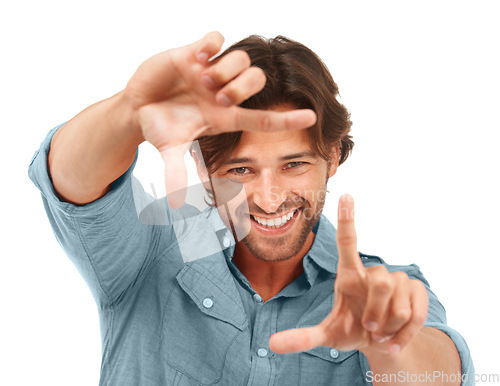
top-left (241, 231), bottom-right (306, 263)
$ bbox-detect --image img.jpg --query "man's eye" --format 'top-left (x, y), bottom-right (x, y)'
top-left (286, 161), bottom-right (305, 169)
top-left (230, 167), bottom-right (250, 175)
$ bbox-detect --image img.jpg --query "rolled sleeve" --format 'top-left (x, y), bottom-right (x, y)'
top-left (28, 124), bottom-right (176, 308)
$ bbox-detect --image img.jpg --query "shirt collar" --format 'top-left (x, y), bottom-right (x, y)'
top-left (302, 215), bottom-right (339, 283)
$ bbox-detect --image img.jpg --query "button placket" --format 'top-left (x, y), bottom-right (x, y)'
top-left (222, 235), bottom-right (231, 248)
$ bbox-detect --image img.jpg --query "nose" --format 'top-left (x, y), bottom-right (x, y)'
top-left (251, 170), bottom-right (286, 214)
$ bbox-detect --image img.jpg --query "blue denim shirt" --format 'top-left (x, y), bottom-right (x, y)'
top-left (29, 125), bottom-right (474, 385)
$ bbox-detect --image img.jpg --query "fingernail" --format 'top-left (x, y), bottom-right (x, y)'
top-left (217, 93), bottom-right (231, 107)
top-left (202, 74), bottom-right (215, 88)
top-left (390, 344), bottom-right (401, 353)
top-left (341, 194), bottom-right (354, 203)
top-left (372, 333), bottom-right (390, 343)
top-left (364, 321), bottom-right (378, 332)
top-left (197, 51), bottom-right (209, 63)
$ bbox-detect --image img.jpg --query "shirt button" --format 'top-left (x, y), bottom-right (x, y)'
top-left (222, 232), bottom-right (231, 248)
top-left (202, 298), bottom-right (213, 308)
top-left (330, 348), bottom-right (339, 359)
top-left (253, 293), bottom-right (263, 303)
top-left (257, 348), bottom-right (268, 357)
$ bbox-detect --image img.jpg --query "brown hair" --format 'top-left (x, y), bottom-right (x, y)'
top-left (196, 35), bottom-right (354, 173)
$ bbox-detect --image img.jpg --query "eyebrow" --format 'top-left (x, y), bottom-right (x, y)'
top-left (222, 151), bottom-right (318, 165)
top-left (280, 151), bottom-right (318, 161)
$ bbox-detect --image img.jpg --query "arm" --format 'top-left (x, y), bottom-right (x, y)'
top-left (362, 326), bottom-right (461, 385)
top-left (48, 91), bottom-right (142, 205)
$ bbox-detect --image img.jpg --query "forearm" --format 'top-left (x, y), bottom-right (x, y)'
top-left (48, 90), bottom-right (144, 205)
top-left (361, 327), bottom-right (461, 385)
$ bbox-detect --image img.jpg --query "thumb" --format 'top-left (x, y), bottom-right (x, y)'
top-left (160, 143), bottom-right (190, 209)
top-left (269, 326), bottom-right (326, 354)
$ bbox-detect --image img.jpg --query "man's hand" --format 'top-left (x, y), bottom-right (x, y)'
top-left (269, 194), bottom-right (428, 355)
top-left (123, 32), bottom-right (317, 207)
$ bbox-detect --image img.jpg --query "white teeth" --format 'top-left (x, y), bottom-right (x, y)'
top-left (252, 210), bottom-right (297, 228)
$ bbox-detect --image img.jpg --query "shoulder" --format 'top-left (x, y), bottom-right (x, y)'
top-left (358, 252), bottom-right (429, 286)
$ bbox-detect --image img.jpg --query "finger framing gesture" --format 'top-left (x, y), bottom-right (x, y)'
top-left (269, 195), bottom-right (428, 355)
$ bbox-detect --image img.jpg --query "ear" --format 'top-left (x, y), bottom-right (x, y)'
top-left (327, 144), bottom-right (340, 179)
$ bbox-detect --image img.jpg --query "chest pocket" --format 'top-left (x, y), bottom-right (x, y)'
top-left (296, 295), bottom-right (366, 385)
top-left (161, 263), bottom-right (248, 385)
top-left (300, 346), bottom-right (366, 385)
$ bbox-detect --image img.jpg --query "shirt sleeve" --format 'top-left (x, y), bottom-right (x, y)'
top-left (406, 264), bottom-right (475, 386)
top-left (28, 123), bottom-right (178, 309)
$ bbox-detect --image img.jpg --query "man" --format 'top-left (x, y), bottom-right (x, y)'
top-left (29, 32), bottom-right (473, 385)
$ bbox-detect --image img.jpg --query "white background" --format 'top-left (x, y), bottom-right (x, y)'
top-left (2, 0), bottom-right (499, 385)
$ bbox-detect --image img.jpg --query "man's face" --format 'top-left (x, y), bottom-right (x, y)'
top-left (211, 111), bottom-right (337, 262)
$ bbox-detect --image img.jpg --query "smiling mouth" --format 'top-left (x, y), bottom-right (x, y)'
top-left (250, 209), bottom-right (299, 229)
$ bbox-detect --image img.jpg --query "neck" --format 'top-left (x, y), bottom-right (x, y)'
top-left (233, 231), bottom-right (315, 302)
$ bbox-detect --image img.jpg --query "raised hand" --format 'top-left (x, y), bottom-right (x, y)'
top-left (123, 32), bottom-right (317, 207)
top-left (269, 194), bottom-right (428, 355)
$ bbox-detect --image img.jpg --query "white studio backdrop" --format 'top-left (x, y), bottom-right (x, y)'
top-left (2, 0), bottom-right (499, 385)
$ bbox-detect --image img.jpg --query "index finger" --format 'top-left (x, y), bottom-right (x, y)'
top-left (337, 194), bottom-right (364, 271)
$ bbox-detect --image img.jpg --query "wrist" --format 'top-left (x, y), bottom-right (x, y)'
top-left (111, 90), bottom-right (145, 146)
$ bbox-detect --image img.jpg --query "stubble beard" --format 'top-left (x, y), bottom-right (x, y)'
top-left (241, 188), bottom-right (327, 263)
